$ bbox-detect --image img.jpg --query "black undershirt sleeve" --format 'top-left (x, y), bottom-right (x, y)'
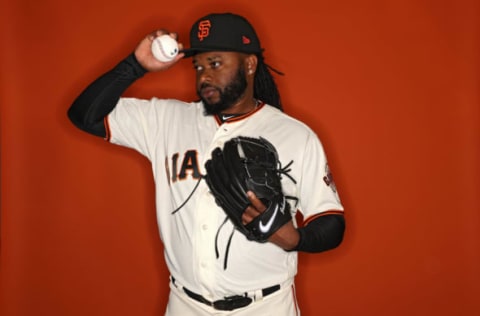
top-left (67, 53), bottom-right (147, 137)
top-left (292, 214), bottom-right (345, 253)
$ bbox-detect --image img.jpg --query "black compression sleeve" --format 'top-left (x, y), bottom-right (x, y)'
top-left (67, 53), bottom-right (147, 137)
top-left (293, 214), bottom-right (345, 253)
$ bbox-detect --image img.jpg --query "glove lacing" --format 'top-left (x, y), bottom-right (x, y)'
top-left (171, 178), bottom-right (202, 215)
top-left (215, 216), bottom-right (235, 270)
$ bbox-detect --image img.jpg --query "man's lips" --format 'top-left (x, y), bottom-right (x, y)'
top-left (200, 85), bottom-right (218, 99)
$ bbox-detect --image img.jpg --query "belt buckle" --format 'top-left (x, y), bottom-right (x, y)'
top-left (213, 295), bottom-right (252, 311)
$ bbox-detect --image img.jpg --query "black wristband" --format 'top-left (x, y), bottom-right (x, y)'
top-left (290, 214), bottom-right (345, 253)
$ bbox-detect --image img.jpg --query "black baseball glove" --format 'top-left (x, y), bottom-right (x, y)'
top-left (204, 136), bottom-right (293, 242)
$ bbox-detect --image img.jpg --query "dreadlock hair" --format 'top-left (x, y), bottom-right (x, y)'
top-left (253, 54), bottom-right (284, 111)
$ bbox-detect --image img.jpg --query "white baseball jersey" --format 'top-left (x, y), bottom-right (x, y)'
top-left (106, 99), bottom-right (343, 300)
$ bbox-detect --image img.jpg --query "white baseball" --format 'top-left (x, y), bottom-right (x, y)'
top-left (151, 35), bottom-right (179, 62)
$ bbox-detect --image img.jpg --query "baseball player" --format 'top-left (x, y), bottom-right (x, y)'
top-left (68, 12), bottom-right (345, 315)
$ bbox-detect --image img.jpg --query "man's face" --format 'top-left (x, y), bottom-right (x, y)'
top-left (193, 52), bottom-right (248, 115)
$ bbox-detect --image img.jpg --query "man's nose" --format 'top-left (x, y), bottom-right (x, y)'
top-left (198, 68), bottom-right (213, 84)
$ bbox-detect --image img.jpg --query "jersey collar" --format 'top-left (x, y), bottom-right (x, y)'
top-left (214, 101), bottom-right (265, 125)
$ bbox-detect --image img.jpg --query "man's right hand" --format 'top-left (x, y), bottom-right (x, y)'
top-left (134, 30), bottom-right (184, 72)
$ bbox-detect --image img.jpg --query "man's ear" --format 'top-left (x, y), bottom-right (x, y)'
top-left (245, 54), bottom-right (258, 75)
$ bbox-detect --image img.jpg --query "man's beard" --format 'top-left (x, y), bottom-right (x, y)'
top-left (198, 68), bottom-right (248, 115)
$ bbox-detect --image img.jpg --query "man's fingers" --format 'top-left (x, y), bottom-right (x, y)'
top-left (242, 191), bottom-right (268, 225)
top-left (247, 191), bottom-right (266, 212)
top-left (242, 205), bottom-right (260, 224)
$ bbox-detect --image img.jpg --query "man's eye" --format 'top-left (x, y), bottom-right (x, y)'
top-left (194, 65), bottom-right (203, 72)
top-left (211, 61), bottom-right (221, 68)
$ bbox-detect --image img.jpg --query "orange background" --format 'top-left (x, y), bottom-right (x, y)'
top-left (1, 0), bottom-right (479, 315)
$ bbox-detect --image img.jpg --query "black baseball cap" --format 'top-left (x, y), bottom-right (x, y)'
top-left (182, 13), bottom-right (263, 57)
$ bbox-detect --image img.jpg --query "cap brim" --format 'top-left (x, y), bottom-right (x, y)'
top-left (179, 48), bottom-right (201, 58)
top-left (180, 47), bottom-right (235, 58)
top-left (180, 47), bottom-right (261, 58)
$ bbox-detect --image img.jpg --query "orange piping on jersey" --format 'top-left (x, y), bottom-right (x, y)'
top-left (213, 101), bottom-right (265, 125)
top-left (104, 116), bottom-right (111, 142)
top-left (303, 210), bottom-right (344, 226)
top-left (226, 102), bottom-right (265, 123)
top-left (214, 114), bottom-right (223, 125)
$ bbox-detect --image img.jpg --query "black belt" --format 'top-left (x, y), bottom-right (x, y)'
top-left (172, 277), bottom-right (280, 311)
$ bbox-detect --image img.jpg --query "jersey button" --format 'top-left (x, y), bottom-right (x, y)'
top-left (201, 262), bottom-right (207, 268)
top-left (202, 224), bottom-right (208, 230)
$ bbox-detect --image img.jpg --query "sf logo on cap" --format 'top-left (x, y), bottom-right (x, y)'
top-left (197, 20), bottom-right (211, 41)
